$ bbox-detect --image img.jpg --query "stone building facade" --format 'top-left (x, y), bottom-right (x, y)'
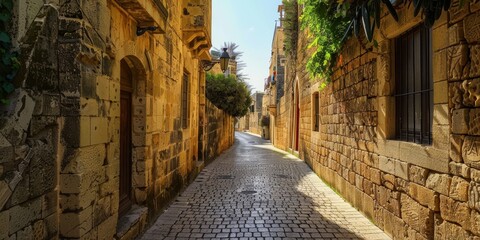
top-left (270, 1), bottom-right (480, 239)
top-left (237, 92), bottom-right (264, 135)
top-left (0, 0), bottom-right (234, 239)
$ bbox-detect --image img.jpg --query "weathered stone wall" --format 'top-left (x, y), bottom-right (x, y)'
top-left (273, 1), bottom-right (480, 239)
top-left (205, 100), bottom-right (234, 163)
top-left (1, 0), bottom-right (217, 239)
top-left (0, 4), bottom-right (61, 239)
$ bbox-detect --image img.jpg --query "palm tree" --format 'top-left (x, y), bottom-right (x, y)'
top-left (211, 42), bottom-right (248, 81)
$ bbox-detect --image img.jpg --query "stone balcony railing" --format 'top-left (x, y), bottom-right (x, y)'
top-left (182, 0), bottom-right (212, 60)
top-left (115, 0), bottom-right (168, 33)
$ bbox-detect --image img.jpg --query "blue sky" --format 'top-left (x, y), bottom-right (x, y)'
top-left (212, 0), bottom-right (283, 92)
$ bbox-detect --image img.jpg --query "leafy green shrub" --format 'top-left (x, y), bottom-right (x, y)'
top-left (0, 0), bottom-right (20, 104)
top-left (206, 73), bottom-right (252, 117)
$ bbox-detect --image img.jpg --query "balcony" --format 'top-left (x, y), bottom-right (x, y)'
top-left (182, 0), bottom-right (212, 60)
top-left (115, 0), bottom-right (168, 34)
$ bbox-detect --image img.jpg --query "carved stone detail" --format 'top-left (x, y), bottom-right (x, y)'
top-left (463, 136), bottom-right (480, 169)
top-left (461, 79), bottom-right (480, 107)
top-left (448, 45), bottom-right (469, 81)
top-left (470, 45), bottom-right (480, 78)
top-left (464, 12), bottom-right (480, 43)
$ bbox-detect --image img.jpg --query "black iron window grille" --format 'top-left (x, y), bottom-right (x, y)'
top-left (394, 25), bottom-right (433, 145)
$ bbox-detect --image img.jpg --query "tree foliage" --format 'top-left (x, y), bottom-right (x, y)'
top-left (206, 73), bottom-right (252, 118)
top-left (0, 0), bottom-right (20, 104)
top-left (282, 0), bottom-right (299, 57)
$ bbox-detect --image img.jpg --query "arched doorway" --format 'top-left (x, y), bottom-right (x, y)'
top-left (294, 82), bottom-right (300, 151)
top-left (119, 59), bottom-right (134, 216)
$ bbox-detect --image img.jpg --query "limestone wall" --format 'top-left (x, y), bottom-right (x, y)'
top-left (273, 1), bottom-right (480, 239)
top-left (0, 0), bottom-right (217, 239)
top-left (205, 100), bottom-right (234, 163)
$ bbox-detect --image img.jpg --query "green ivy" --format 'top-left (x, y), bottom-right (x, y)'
top-left (282, 0), bottom-right (299, 57)
top-left (298, 0), bottom-right (458, 88)
top-left (206, 73), bottom-right (252, 118)
top-left (0, 0), bottom-right (20, 104)
top-left (299, 0), bottom-right (350, 87)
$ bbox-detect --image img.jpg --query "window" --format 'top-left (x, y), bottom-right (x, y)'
top-left (312, 92), bottom-right (319, 132)
top-left (394, 26), bottom-right (433, 144)
top-left (181, 72), bottom-right (190, 128)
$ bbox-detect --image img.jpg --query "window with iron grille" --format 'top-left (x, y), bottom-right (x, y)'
top-left (313, 92), bottom-right (319, 132)
top-left (394, 26), bottom-right (433, 144)
top-left (181, 72), bottom-right (190, 129)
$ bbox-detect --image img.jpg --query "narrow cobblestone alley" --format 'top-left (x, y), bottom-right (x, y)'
top-left (140, 132), bottom-right (390, 240)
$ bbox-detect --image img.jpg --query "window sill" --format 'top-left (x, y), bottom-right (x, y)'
top-left (375, 139), bottom-right (449, 173)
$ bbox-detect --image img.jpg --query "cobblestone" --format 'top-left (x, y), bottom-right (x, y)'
top-left (141, 132), bottom-right (390, 240)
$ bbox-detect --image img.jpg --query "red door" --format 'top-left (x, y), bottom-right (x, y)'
top-left (119, 60), bottom-right (133, 216)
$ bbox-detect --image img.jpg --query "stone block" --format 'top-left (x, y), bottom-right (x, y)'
top-left (60, 188), bottom-right (96, 211)
top-left (94, 196), bottom-right (111, 225)
top-left (469, 182), bottom-right (480, 212)
top-left (450, 134), bottom-right (464, 163)
top-left (448, 176), bottom-right (469, 202)
top-left (33, 220), bottom-right (46, 240)
top-left (106, 142), bottom-right (119, 165)
top-left (448, 44), bottom-right (468, 81)
top-left (0, 134), bottom-right (14, 164)
top-left (0, 89), bottom-right (35, 145)
top-left (44, 213), bottom-right (58, 239)
top-left (434, 81), bottom-right (448, 104)
top-left (434, 104), bottom-right (449, 125)
top-left (440, 195), bottom-right (471, 230)
top-left (433, 23), bottom-right (449, 50)
top-left (464, 12), bottom-right (480, 43)
top-left (472, 168), bottom-right (480, 181)
top-left (433, 50), bottom-right (448, 82)
top-left (62, 144), bottom-right (106, 174)
top-left (462, 79), bottom-right (480, 107)
top-left (375, 185), bottom-right (401, 217)
top-left (472, 210), bottom-right (480, 236)
top-left (16, 225), bottom-right (33, 240)
top-left (63, 117), bottom-right (91, 147)
top-left (409, 165), bottom-right (429, 186)
top-left (60, 168), bottom-right (105, 194)
top-left (9, 197), bottom-right (42, 234)
top-left (449, 162), bottom-right (470, 178)
top-left (42, 190), bottom-right (58, 218)
top-left (59, 206), bottom-right (93, 238)
top-left (449, 0), bottom-right (470, 24)
top-left (383, 210), bottom-right (405, 239)
top-left (90, 117), bottom-right (108, 145)
top-left (106, 118), bottom-right (119, 145)
top-left (449, 22), bottom-right (465, 46)
top-left (469, 108), bottom-right (480, 136)
top-left (452, 109), bottom-right (469, 134)
top-left (0, 209), bottom-right (9, 239)
top-left (470, 45), bottom-right (480, 79)
top-left (97, 215), bottom-right (116, 240)
top-left (96, 75), bottom-right (110, 100)
top-left (408, 183), bottom-right (439, 211)
top-left (426, 173), bottom-right (451, 195)
top-left (110, 81), bottom-right (119, 102)
top-left (0, 181), bottom-right (12, 211)
top-left (42, 94), bottom-right (60, 116)
top-left (463, 136), bottom-right (480, 169)
top-left (80, 97), bottom-right (98, 116)
top-left (400, 194), bottom-right (434, 236)
top-left (109, 101), bottom-right (120, 117)
top-left (435, 217), bottom-right (471, 240)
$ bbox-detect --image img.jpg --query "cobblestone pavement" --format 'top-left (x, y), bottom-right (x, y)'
top-left (140, 132), bottom-right (390, 240)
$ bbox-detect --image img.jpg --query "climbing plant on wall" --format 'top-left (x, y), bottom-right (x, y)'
top-left (0, 0), bottom-right (20, 104)
top-left (283, 0), bottom-right (299, 57)
top-left (298, 0), bottom-right (460, 86)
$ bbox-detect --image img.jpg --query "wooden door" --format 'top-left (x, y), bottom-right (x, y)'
top-left (119, 60), bottom-right (133, 216)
